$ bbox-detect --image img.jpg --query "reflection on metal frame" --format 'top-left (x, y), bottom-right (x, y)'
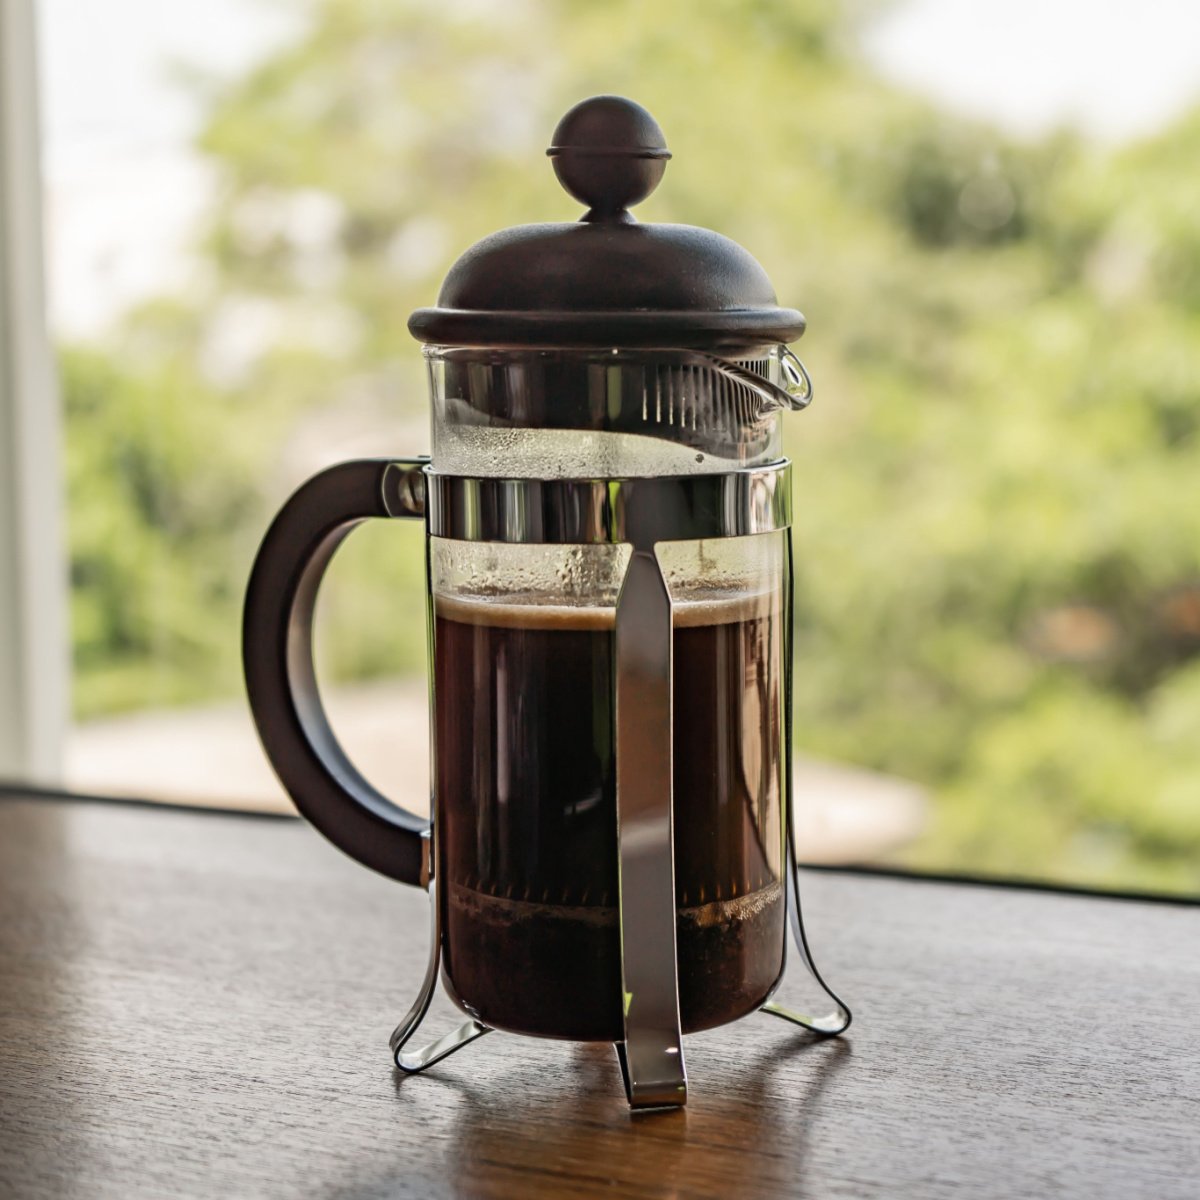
top-left (387, 458), bottom-right (849, 1109)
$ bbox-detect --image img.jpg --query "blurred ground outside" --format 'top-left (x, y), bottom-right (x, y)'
top-left (66, 687), bottom-right (927, 864)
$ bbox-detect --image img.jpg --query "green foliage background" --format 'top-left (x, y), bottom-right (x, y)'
top-left (64, 0), bottom-right (1200, 893)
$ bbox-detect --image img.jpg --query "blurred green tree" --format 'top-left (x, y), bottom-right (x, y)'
top-left (62, 0), bottom-right (1200, 892)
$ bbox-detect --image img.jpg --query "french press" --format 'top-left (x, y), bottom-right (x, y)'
top-left (243, 95), bottom-right (850, 1110)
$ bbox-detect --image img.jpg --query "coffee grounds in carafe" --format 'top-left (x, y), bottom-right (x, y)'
top-left (434, 591), bottom-right (786, 1042)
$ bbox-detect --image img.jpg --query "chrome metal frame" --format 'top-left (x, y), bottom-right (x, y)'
top-left (424, 465), bottom-right (792, 544)
top-left (390, 462), bottom-right (850, 1109)
top-left (389, 837), bottom-right (490, 1073)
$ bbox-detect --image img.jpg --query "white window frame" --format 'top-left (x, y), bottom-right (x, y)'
top-left (0, 0), bottom-right (67, 783)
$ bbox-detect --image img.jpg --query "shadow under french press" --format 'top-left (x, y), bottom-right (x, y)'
top-left (340, 1019), bottom-right (853, 1199)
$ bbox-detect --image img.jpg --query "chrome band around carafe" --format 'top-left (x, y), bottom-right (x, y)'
top-left (422, 461), bottom-right (792, 545)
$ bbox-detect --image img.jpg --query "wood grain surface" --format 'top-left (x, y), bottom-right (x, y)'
top-left (0, 796), bottom-right (1196, 1199)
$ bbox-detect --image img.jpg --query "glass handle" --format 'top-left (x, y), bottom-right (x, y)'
top-left (242, 458), bottom-right (432, 888)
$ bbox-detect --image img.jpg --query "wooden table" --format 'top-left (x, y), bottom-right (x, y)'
top-left (1, 795), bottom-right (1196, 1199)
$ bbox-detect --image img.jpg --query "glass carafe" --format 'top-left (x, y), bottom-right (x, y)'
top-left (425, 344), bottom-right (805, 1042)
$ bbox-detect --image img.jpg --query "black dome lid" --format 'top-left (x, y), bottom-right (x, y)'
top-left (408, 96), bottom-right (805, 350)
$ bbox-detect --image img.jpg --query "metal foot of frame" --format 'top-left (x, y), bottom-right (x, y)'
top-left (389, 871), bottom-right (491, 1075)
top-left (760, 818), bottom-right (852, 1036)
top-left (614, 1039), bottom-right (688, 1113)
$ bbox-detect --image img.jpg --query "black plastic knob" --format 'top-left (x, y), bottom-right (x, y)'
top-left (547, 95), bottom-right (671, 221)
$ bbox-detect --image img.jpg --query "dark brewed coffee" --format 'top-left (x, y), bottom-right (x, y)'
top-left (434, 589), bottom-right (786, 1042)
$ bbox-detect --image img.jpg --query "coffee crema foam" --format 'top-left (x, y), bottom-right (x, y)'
top-left (435, 588), bottom-right (782, 631)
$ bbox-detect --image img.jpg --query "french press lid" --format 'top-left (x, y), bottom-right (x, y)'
top-left (408, 95), bottom-right (806, 350)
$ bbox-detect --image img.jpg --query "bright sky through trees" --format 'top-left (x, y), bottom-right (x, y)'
top-left (38, 0), bottom-right (1200, 334)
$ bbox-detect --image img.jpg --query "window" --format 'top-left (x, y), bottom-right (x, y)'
top-left (5, 0), bottom-right (1199, 898)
